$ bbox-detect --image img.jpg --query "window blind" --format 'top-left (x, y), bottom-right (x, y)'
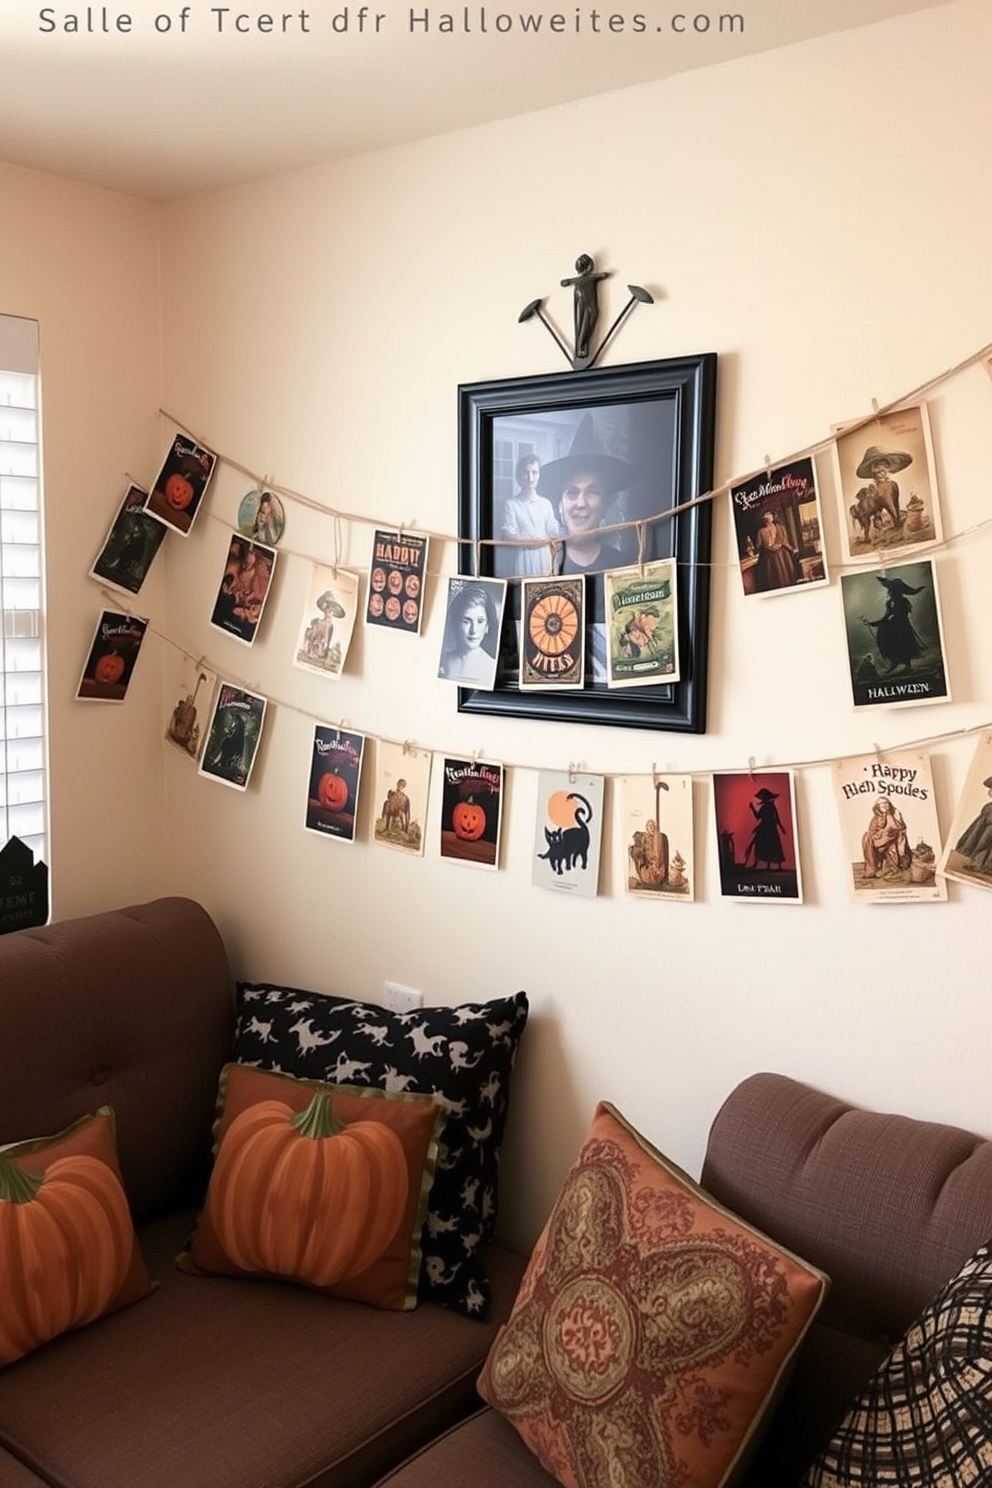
top-left (0, 314), bottom-right (47, 866)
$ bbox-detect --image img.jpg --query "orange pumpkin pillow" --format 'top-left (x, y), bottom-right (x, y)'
top-left (0, 1108), bottom-right (152, 1368)
top-left (478, 1101), bottom-right (829, 1488)
top-left (181, 1064), bottom-right (443, 1309)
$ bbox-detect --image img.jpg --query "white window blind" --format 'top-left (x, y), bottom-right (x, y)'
top-left (0, 315), bottom-right (47, 866)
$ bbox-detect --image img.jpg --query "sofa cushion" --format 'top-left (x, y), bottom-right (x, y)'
top-left (0, 1109), bottom-right (151, 1368)
top-left (181, 1063), bottom-right (442, 1309)
top-left (478, 1100), bottom-right (828, 1488)
top-left (801, 1239), bottom-right (992, 1487)
top-left (234, 981), bottom-right (529, 1316)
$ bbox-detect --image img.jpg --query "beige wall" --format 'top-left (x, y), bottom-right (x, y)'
top-left (4, 0), bottom-right (991, 1249)
top-left (0, 164), bottom-right (166, 914)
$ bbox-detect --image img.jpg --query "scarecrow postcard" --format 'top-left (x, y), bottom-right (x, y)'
top-left (619, 773), bottom-right (694, 902)
top-left (531, 771), bottom-right (604, 897)
top-left (90, 482), bottom-right (167, 596)
top-left (372, 740), bottom-right (431, 857)
top-left (76, 610), bottom-right (148, 702)
top-left (729, 456), bottom-right (829, 597)
top-left (439, 756), bottom-right (504, 869)
top-left (199, 683), bottom-right (267, 791)
top-left (294, 563), bottom-right (360, 680)
top-left (142, 433), bottom-right (217, 537)
top-left (304, 725), bottom-right (365, 843)
top-left (840, 559), bottom-right (950, 709)
top-left (833, 749), bottom-right (946, 904)
top-left (833, 404), bottom-right (942, 563)
top-left (712, 770), bottom-right (803, 903)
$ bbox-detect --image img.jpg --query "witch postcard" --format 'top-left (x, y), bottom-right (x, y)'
top-left (840, 559), bottom-right (950, 710)
top-left (712, 770), bottom-right (803, 903)
top-left (938, 732), bottom-right (992, 895)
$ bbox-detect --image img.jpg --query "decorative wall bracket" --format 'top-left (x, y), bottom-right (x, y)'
top-left (518, 254), bottom-right (654, 371)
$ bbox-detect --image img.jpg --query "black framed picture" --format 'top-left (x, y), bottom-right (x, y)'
top-left (457, 353), bottom-right (717, 733)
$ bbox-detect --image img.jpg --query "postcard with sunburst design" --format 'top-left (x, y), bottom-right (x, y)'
top-left (519, 576), bottom-right (584, 689)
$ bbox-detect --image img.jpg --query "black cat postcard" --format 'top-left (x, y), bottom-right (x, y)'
top-left (531, 770), bottom-right (604, 897)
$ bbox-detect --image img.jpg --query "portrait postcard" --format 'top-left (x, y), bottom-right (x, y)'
top-left (198, 683), bottom-right (267, 792)
top-left (439, 756), bottom-right (504, 869)
top-left (365, 530), bottom-right (428, 635)
top-left (840, 558), bottom-right (950, 710)
top-left (531, 770), bottom-right (604, 897)
top-left (729, 456), bottom-right (829, 598)
top-left (294, 563), bottom-right (360, 681)
top-left (210, 533), bottom-right (277, 647)
top-left (712, 769), bottom-right (803, 904)
top-left (372, 740), bottom-right (432, 857)
top-left (142, 433), bottom-right (217, 537)
top-left (437, 576), bottom-right (506, 690)
top-left (164, 654), bottom-right (217, 764)
top-left (76, 609), bottom-right (148, 703)
top-left (833, 749), bottom-right (946, 904)
top-left (604, 560), bottom-right (679, 687)
top-left (304, 725), bottom-right (365, 843)
top-left (90, 482), bottom-right (166, 596)
top-left (937, 731), bottom-right (992, 895)
top-left (518, 576), bottom-right (585, 690)
top-left (618, 774), bottom-right (695, 903)
top-left (832, 403), bottom-right (942, 564)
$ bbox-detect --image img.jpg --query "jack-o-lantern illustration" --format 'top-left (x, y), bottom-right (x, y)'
top-left (94, 652), bottom-right (125, 687)
top-left (164, 472), bottom-right (195, 511)
top-left (452, 799), bottom-right (486, 841)
top-left (317, 772), bottom-right (349, 812)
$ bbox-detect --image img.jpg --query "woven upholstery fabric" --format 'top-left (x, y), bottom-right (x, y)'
top-left (802, 1240), bottom-right (992, 1488)
top-left (375, 1407), bottom-right (558, 1488)
top-left (234, 981), bottom-right (528, 1316)
top-left (478, 1101), bottom-right (828, 1488)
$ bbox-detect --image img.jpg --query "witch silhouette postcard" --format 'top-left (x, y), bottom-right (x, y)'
top-left (712, 770), bottom-right (803, 903)
top-left (840, 559), bottom-right (950, 709)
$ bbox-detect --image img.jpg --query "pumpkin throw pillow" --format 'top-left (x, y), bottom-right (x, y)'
top-left (234, 981), bottom-right (529, 1317)
top-left (0, 1108), bottom-right (152, 1368)
top-left (478, 1101), bottom-right (829, 1488)
top-left (801, 1239), bottom-right (992, 1488)
top-left (181, 1063), bottom-right (443, 1310)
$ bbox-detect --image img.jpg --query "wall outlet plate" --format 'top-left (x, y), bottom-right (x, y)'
top-left (382, 981), bottom-right (423, 1014)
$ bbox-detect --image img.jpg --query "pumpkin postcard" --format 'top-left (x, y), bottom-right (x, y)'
top-left (143, 433), bottom-right (218, 537)
top-left (305, 725), bottom-right (365, 843)
top-left (439, 756), bottom-right (504, 869)
top-left (76, 609), bottom-right (148, 702)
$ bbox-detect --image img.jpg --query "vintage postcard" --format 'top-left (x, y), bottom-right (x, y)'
top-left (832, 404), bottom-right (942, 563)
top-left (236, 487), bottom-right (285, 546)
top-left (437, 576), bottom-right (506, 690)
top-left (712, 770), bottom-right (803, 903)
top-left (618, 774), bottom-right (694, 902)
top-left (76, 610), bottom-right (148, 702)
top-left (937, 731), bottom-right (992, 895)
top-left (199, 683), bottom-right (267, 791)
top-left (90, 483), bottom-right (167, 596)
top-left (604, 560), bottom-right (679, 687)
top-left (372, 740), bottom-right (432, 856)
top-left (519, 576), bottom-right (584, 689)
top-left (305, 725), bottom-right (365, 843)
top-left (365, 529), bottom-right (428, 635)
top-left (439, 756), bottom-right (504, 869)
top-left (210, 533), bottom-right (277, 646)
top-left (531, 771), bottom-right (604, 897)
top-left (833, 749), bottom-right (946, 904)
top-left (730, 456), bottom-right (829, 597)
top-left (294, 564), bottom-right (360, 680)
top-left (164, 654), bottom-right (217, 763)
top-left (840, 559), bottom-right (950, 710)
top-left (142, 433), bottom-right (217, 537)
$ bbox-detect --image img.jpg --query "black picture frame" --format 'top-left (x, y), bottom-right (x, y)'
top-left (457, 353), bottom-right (717, 733)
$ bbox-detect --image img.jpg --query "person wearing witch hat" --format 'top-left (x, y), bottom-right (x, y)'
top-left (541, 412), bottom-right (638, 575)
top-left (744, 786), bottom-right (787, 870)
top-left (854, 444), bottom-right (912, 533)
top-left (864, 573), bottom-right (926, 674)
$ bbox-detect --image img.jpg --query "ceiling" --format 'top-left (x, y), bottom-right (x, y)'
top-left (0, 0), bottom-right (952, 200)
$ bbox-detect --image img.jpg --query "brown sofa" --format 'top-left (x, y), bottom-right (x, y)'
top-left (0, 897), bottom-right (526, 1488)
top-left (374, 1073), bottom-right (992, 1488)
